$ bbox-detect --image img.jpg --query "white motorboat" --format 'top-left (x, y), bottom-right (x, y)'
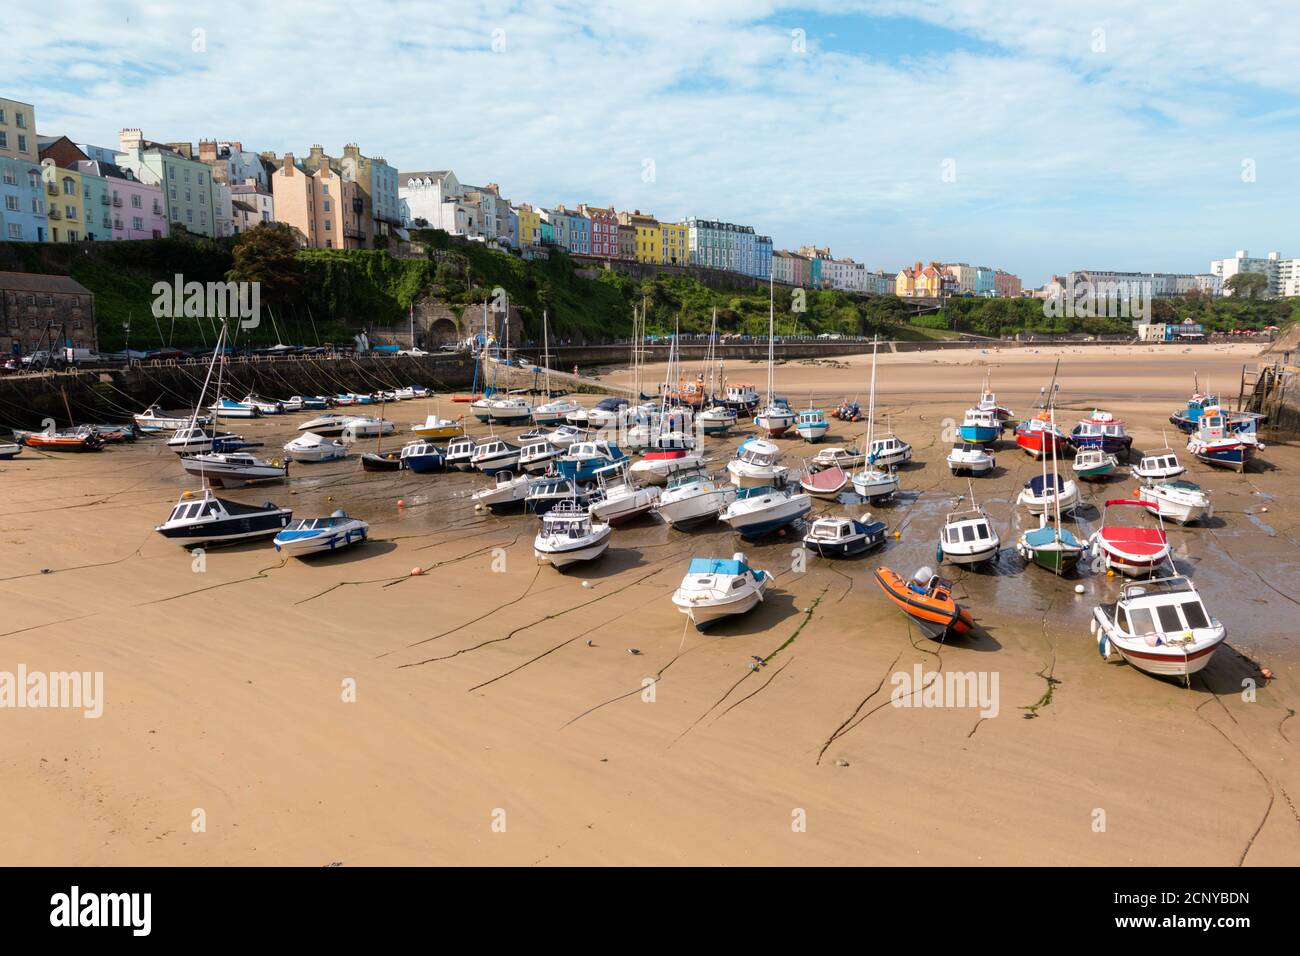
top-left (629, 433), bottom-right (703, 485)
top-left (946, 442), bottom-right (996, 476)
top-left (1132, 450), bottom-right (1186, 480)
top-left (868, 433), bottom-right (913, 468)
top-left (472, 471), bottom-right (539, 512)
top-left (564, 405), bottom-right (591, 427)
top-left (444, 437), bottom-right (478, 470)
top-left (155, 488), bottom-right (291, 546)
top-left (810, 445), bottom-right (865, 470)
top-left (471, 438), bottom-right (522, 475)
top-left (518, 438), bottom-right (562, 474)
top-left (166, 426), bottom-right (252, 455)
top-left (720, 485), bottom-right (811, 540)
top-left (671, 553), bottom-right (771, 628)
top-left (584, 398), bottom-right (631, 431)
top-left (726, 438), bottom-right (788, 488)
top-left (1017, 472), bottom-right (1079, 516)
top-left (1072, 448), bottom-right (1119, 481)
top-left (0, 442), bottom-right (20, 459)
top-left (802, 515), bottom-right (887, 557)
top-left (850, 466), bottom-right (898, 501)
top-left (340, 417), bottom-right (396, 442)
top-left (134, 405), bottom-right (210, 433)
top-left (589, 462), bottom-right (660, 526)
top-left (274, 511), bottom-right (369, 557)
top-left (939, 496), bottom-right (1000, 566)
top-left (392, 387), bottom-right (417, 401)
top-left (1090, 575), bottom-right (1226, 680)
top-left (533, 501), bottom-right (611, 568)
top-left (209, 397), bottom-right (260, 419)
top-left (1138, 480), bottom-right (1213, 526)
top-left (533, 397), bottom-right (583, 426)
top-left (241, 392), bottom-right (285, 415)
top-left (654, 471), bottom-right (736, 529)
top-left (545, 424), bottom-right (586, 448)
top-left (181, 452), bottom-right (288, 488)
top-left (697, 403), bottom-right (737, 435)
top-left (298, 413), bottom-right (350, 435)
top-left (485, 395), bottom-right (534, 425)
top-left (283, 431), bottom-right (348, 463)
top-left (754, 276), bottom-right (795, 437)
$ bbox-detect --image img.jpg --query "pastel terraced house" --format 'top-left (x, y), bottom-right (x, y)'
top-left (578, 203), bottom-right (619, 258)
top-left (271, 151), bottom-right (359, 249)
top-left (115, 129), bottom-right (217, 236)
top-left (619, 209), bottom-right (661, 263)
top-left (0, 96), bottom-right (47, 241)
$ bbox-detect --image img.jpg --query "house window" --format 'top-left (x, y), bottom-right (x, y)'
top-left (63, 178), bottom-right (75, 195)
top-left (169, 167), bottom-right (175, 179)
top-left (7, 223), bottom-right (20, 239)
top-left (186, 209), bottom-right (193, 222)
top-left (324, 220), bottom-right (331, 230)
top-left (133, 216), bottom-right (143, 230)
top-left (132, 194), bottom-right (141, 208)
top-left (15, 112), bottom-right (26, 129)
top-left (69, 230), bottom-right (79, 241)
top-left (4, 195), bottom-right (16, 211)
top-left (2, 168), bottom-right (14, 185)
top-left (184, 169), bottom-right (190, 182)
top-left (65, 204), bottom-right (77, 218)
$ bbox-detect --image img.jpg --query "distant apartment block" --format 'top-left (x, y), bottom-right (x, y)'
top-left (688, 218), bottom-right (772, 278)
top-left (1210, 249), bottom-right (1300, 296)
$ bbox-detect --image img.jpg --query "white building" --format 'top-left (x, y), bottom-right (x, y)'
top-left (398, 169), bottom-right (484, 238)
top-left (1208, 249), bottom-right (1300, 296)
top-left (229, 179), bottom-right (273, 234)
top-left (821, 255), bottom-right (867, 292)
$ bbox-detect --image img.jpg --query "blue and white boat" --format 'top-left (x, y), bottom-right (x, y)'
top-left (959, 407), bottom-right (1001, 444)
top-left (273, 510), bottom-right (369, 557)
top-left (209, 397), bottom-right (260, 419)
top-left (1070, 411), bottom-right (1133, 459)
top-left (697, 403), bottom-right (737, 435)
top-left (1170, 391), bottom-right (1265, 435)
top-left (671, 553), bottom-right (770, 628)
top-left (554, 440), bottom-right (627, 482)
top-left (400, 441), bottom-right (445, 473)
top-left (1187, 413), bottom-right (1263, 472)
top-left (241, 393), bottom-right (285, 415)
top-left (795, 408), bottom-right (830, 442)
top-left (720, 485), bottom-right (811, 540)
top-left (803, 515), bottom-right (887, 557)
top-left (288, 395), bottom-right (331, 411)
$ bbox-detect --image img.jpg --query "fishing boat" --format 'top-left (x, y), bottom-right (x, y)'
top-left (726, 438), bottom-right (788, 489)
top-left (274, 511), bottom-right (369, 558)
top-left (1090, 575), bottom-right (1226, 680)
top-left (1071, 411), bottom-right (1133, 460)
top-left (754, 276), bottom-right (797, 438)
top-left (471, 438), bottom-right (522, 476)
top-left (938, 491), bottom-right (1000, 566)
top-left (630, 433), bottom-right (702, 485)
top-left (803, 514), bottom-right (886, 557)
top-left (795, 408), bottom-right (830, 442)
top-left (518, 439), bottom-right (562, 474)
top-left (0, 442), bottom-right (20, 459)
top-left (946, 443), bottom-right (995, 476)
top-left (696, 404), bottom-right (737, 435)
top-left (209, 397), bottom-right (260, 419)
top-left (166, 426), bottom-right (255, 455)
top-left (533, 500), bottom-right (611, 568)
top-left (1132, 447), bottom-right (1185, 480)
top-left (1089, 498), bottom-right (1171, 577)
top-left (589, 462), bottom-right (660, 526)
top-left (283, 432), bottom-right (348, 463)
top-left (472, 471), bottom-right (539, 512)
top-left (810, 445), bottom-right (865, 470)
top-left (555, 440), bottom-right (628, 482)
top-left (1014, 412), bottom-right (1070, 459)
top-left (409, 414), bottom-right (464, 440)
top-left (799, 463), bottom-right (848, 498)
top-left (1169, 387), bottom-right (1265, 435)
top-left (721, 382), bottom-right (760, 413)
top-left (1017, 472), bottom-right (1079, 516)
top-left (13, 426), bottom-right (104, 451)
top-left (340, 417), bottom-right (396, 442)
top-left (155, 488), bottom-right (292, 546)
top-left (976, 383), bottom-right (1015, 424)
top-left (361, 450), bottom-right (403, 472)
top-left (241, 393), bottom-right (284, 415)
top-left (720, 485), bottom-right (811, 540)
top-left (527, 477), bottom-right (595, 516)
top-left (1138, 480), bottom-right (1212, 526)
top-left (181, 452), bottom-right (288, 488)
top-left (134, 406), bottom-right (210, 433)
top-left (444, 437), bottom-right (478, 471)
top-left (298, 413), bottom-right (350, 436)
top-left (1072, 448), bottom-right (1118, 481)
top-left (1186, 411), bottom-right (1263, 472)
top-left (399, 441), bottom-right (445, 474)
top-left (671, 554), bottom-right (771, 628)
top-left (654, 470), bottom-right (736, 529)
top-left (874, 566), bottom-right (975, 640)
top-left (958, 406), bottom-right (1001, 444)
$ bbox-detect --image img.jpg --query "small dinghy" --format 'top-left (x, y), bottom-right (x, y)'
top-left (1138, 480), bottom-right (1212, 526)
top-left (283, 431), bottom-right (347, 463)
top-left (799, 463), bottom-right (848, 498)
top-left (1132, 449), bottom-right (1185, 480)
top-left (938, 493), bottom-right (1000, 566)
top-left (533, 500), bottom-right (611, 569)
top-left (13, 426), bottom-right (104, 451)
top-left (409, 415), bottom-right (464, 440)
top-left (671, 553), bottom-right (771, 628)
top-left (630, 433), bottom-right (703, 485)
top-left (361, 450), bottom-right (403, 472)
top-left (1090, 575), bottom-right (1226, 680)
top-left (654, 470), bottom-right (736, 529)
top-left (1017, 472), bottom-right (1079, 516)
top-left (134, 406), bottom-right (210, 433)
top-left (399, 441), bottom-right (445, 474)
top-left (472, 471), bottom-right (539, 512)
top-left (471, 438), bottom-right (522, 476)
top-left (834, 398), bottom-right (861, 422)
top-left (946, 442), bottom-right (995, 476)
top-left (555, 439), bottom-right (627, 482)
top-left (803, 514), bottom-right (886, 557)
top-left (1071, 410), bottom-right (1133, 460)
top-left (518, 439), bottom-right (562, 475)
top-left (209, 397), bottom-right (260, 419)
top-left (444, 437), bottom-right (477, 470)
top-left (1089, 498), bottom-right (1171, 577)
top-left (1072, 448), bottom-right (1118, 481)
top-left (527, 477), bottom-right (594, 516)
top-left (874, 566), bottom-right (974, 640)
top-left (810, 445), bottom-right (864, 470)
top-left (155, 488), bottom-right (292, 546)
top-left (181, 452), bottom-right (288, 488)
top-left (274, 510), bottom-right (369, 557)
top-left (589, 462), bottom-right (660, 526)
top-left (720, 485), bottom-right (811, 540)
top-left (726, 438), bottom-right (788, 488)
top-left (795, 408), bottom-right (830, 442)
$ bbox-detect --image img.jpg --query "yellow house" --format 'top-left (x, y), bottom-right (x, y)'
top-left (516, 203), bottom-right (541, 246)
top-left (619, 209), bottom-right (661, 263)
top-left (895, 260), bottom-right (945, 297)
top-left (659, 221), bottom-right (687, 266)
top-left (42, 162), bottom-right (87, 243)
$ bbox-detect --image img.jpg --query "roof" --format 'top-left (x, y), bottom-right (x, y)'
top-left (0, 272), bottom-right (92, 295)
top-left (400, 170), bottom-right (450, 186)
top-left (231, 200), bottom-right (257, 213)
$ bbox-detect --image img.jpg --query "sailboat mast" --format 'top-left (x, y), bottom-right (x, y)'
top-left (767, 273), bottom-right (775, 405)
top-left (542, 309), bottom-right (550, 398)
top-left (865, 337), bottom-right (878, 454)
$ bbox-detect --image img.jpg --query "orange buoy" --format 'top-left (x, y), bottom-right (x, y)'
top-left (410, 566), bottom-right (424, 576)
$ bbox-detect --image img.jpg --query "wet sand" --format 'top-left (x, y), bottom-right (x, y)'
top-left (1, 342), bottom-right (1297, 866)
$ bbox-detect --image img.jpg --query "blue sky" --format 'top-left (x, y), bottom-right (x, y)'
top-left (10, 0), bottom-right (1300, 285)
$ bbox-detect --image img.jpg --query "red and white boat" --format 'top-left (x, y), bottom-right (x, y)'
top-left (1014, 412), bottom-right (1070, 459)
top-left (799, 463), bottom-right (847, 498)
top-left (1090, 575), bottom-right (1226, 680)
top-left (13, 426), bottom-right (105, 451)
top-left (628, 432), bottom-right (702, 485)
top-left (1089, 498), bottom-right (1171, 578)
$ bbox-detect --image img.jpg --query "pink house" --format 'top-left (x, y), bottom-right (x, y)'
top-left (78, 160), bottom-right (168, 240)
top-left (578, 203), bottom-right (619, 258)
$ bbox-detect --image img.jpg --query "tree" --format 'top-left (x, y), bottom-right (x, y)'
top-left (1225, 271), bottom-right (1268, 300)
top-left (226, 222), bottom-right (304, 304)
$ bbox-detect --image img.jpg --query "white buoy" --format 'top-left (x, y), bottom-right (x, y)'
top-left (582, 580), bottom-right (592, 589)
top-left (1074, 584), bottom-right (1085, 594)
top-left (474, 503), bottom-right (483, 512)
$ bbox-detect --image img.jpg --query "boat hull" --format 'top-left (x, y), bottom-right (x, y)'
top-left (534, 530), bottom-right (611, 568)
top-left (804, 529), bottom-right (885, 557)
top-left (673, 587), bottom-right (763, 627)
top-left (275, 525), bottom-right (368, 557)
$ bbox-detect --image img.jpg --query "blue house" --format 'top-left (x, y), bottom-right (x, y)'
top-left (0, 155), bottom-right (49, 241)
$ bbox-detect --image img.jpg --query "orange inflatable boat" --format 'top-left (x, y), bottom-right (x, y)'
top-left (874, 566), bottom-right (974, 640)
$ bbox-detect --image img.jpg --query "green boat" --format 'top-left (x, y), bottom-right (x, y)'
top-left (1016, 522), bottom-right (1085, 573)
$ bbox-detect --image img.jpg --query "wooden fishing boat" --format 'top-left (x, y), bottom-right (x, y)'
top-left (874, 566), bottom-right (974, 640)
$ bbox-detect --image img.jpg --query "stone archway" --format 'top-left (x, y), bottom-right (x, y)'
top-left (428, 318), bottom-right (458, 345)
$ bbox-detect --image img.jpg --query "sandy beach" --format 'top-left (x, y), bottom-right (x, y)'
top-left (1, 341), bottom-right (1297, 866)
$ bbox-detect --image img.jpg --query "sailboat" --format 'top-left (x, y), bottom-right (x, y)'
top-left (1016, 391), bottom-right (1085, 574)
top-left (754, 275), bottom-right (795, 437)
top-left (849, 338), bottom-right (899, 501)
top-left (532, 309), bottom-right (582, 425)
top-left (696, 307), bottom-right (737, 434)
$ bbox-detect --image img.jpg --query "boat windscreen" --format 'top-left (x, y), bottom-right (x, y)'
top-left (688, 558), bottom-right (748, 575)
top-left (1029, 473), bottom-right (1064, 494)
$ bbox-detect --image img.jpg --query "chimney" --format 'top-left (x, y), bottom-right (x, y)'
top-left (120, 128), bottom-right (143, 152)
top-left (282, 153), bottom-right (295, 175)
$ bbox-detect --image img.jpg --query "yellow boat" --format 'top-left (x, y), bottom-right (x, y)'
top-left (410, 414), bottom-right (465, 440)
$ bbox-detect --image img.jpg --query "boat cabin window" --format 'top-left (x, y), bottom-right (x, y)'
top-left (1127, 607), bottom-right (1156, 636)
top-left (1116, 607), bottom-right (1130, 632)
top-left (732, 579), bottom-right (745, 589)
top-left (1180, 601), bottom-right (1209, 629)
top-left (1156, 604), bottom-right (1184, 632)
